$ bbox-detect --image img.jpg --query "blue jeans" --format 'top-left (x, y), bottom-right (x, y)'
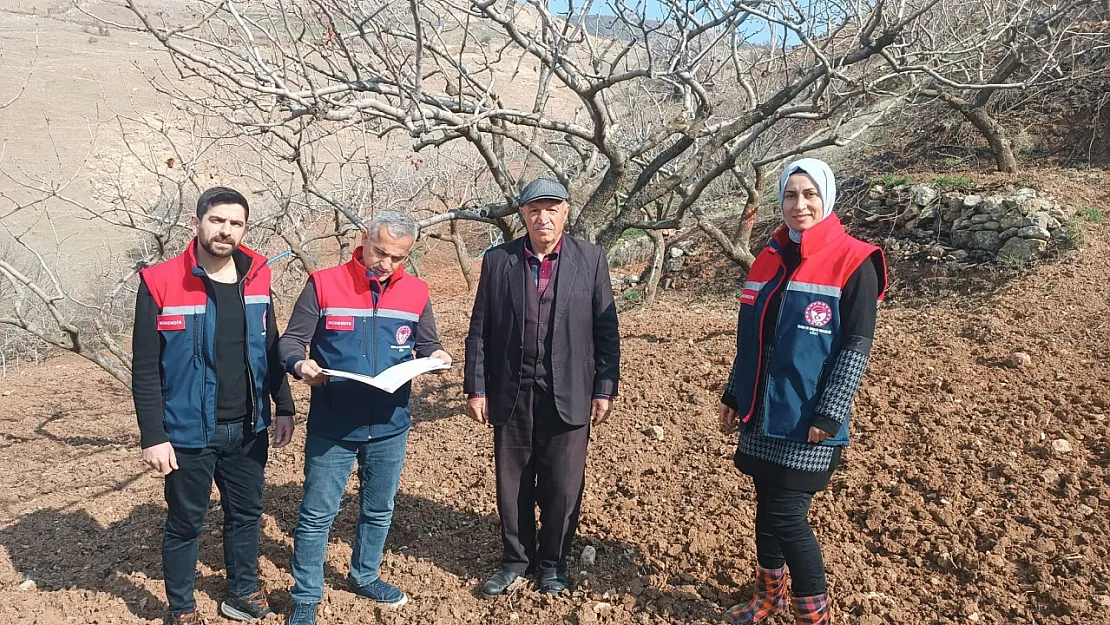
top-left (290, 431), bottom-right (408, 604)
top-left (163, 421), bottom-right (268, 615)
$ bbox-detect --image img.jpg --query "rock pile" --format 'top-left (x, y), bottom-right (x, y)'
top-left (862, 184), bottom-right (1077, 264)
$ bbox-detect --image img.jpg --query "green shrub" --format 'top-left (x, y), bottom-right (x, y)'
top-left (619, 227), bottom-right (646, 242)
top-left (1076, 206), bottom-right (1103, 223)
top-left (1061, 221), bottom-right (1085, 249)
top-left (874, 173), bottom-right (912, 187)
top-left (931, 176), bottom-right (974, 189)
top-left (621, 289), bottom-right (644, 303)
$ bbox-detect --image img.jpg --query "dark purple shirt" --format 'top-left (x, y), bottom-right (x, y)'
top-left (523, 236), bottom-right (562, 294)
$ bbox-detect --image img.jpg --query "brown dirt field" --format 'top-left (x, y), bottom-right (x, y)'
top-left (1, 202), bottom-right (1109, 625)
top-left (3, 0), bottom-right (1107, 619)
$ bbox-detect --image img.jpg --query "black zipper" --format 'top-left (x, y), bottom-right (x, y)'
top-left (239, 275), bottom-right (258, 429)
top-left (362, 305), bottom-right (369, 358)
top-left (759, 258), bottom-right (795, 424)
top-left (746, 252), bottom-right (786, 422)
top-left (200, 278), bottom-right (212, 444)
top-left (372, 282), bottom-right (380, 374)
top-left (367, 277), bottom-right (383, 441)
top-left (192, 316), bottom-right (200, 359)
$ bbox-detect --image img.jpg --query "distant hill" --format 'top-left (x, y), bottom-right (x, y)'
top-left (565, 13), bottom-right (664, 40)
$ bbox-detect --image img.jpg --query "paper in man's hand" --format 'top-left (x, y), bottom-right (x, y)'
top-left (320, 357), bottom-right (450, 394)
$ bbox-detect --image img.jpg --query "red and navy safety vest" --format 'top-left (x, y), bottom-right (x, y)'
top-left (139, 241), bottom-right (273, 448)
top-left (730, 214), bottom-right (887, 446)
top-left (306, 248), bottom-right (430, 441)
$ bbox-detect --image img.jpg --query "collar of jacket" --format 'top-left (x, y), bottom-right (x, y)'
top-left (186, 239), bottom-right (267, 283)
top-left (769, 212), bottom-right (849, 260)
top-left (346, 245), bottom-right (406, 291)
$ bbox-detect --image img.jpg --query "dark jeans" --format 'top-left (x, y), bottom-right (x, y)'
top-left (753, 479), bottom-right (826, 597)
top-left (163, 422), bottom-right (268, 616)
top-left (494, 384), bottom-right (590, 574)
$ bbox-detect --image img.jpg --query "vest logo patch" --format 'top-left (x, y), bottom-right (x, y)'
top-left (395, 325), bottom-right (412, 344)
top-left (325, 316), bottom-right (355, 331)
top-left (803, 301), bottom-right (833, 327)
top-left (157, 314), bottom-right (186, 331)
top-left (739, 289), bottom-right (758, 305)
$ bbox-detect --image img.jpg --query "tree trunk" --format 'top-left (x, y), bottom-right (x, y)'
top-left (693, 214), bottom-right (755, 269)
top-left (643, 229), bottom-right (666, 306)
top-left (449, 220), bottom-right (476, 292)
top-left (730, 165), bottom-right (764, 259)
top-left (932, 89), bottom-right (1021, 174)
top-left (687, 165), bottom-right (762, 268)
top-left (963, 106), bottom-right (1019, 173)
top-left (495, 215), bottom-right (517, 241)
top-left (279, 231), bottom-right (318, 275)
top-left (572, 165), bottom-right (628, 245)
top-left (593, 220), bottom-right (625, 250)
top-left (335, 210), bottom-right (352, 261)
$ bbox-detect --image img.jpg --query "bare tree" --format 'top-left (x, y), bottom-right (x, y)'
top-left (0, 105), bottom-right (214, 385)
top-left (0, 0), bottom-right (1097, 382)
top-left (882, 0), bottom-right (1107, 172)
top-left (76, 0), bottom-right (946, 270)
top-left (0, 30), bottom-right (37, 112)
top-left (0, 98), bottom-right (340, 382)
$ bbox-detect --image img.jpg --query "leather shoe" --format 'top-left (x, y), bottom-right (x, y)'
top-left (480, 568), bottom-right (521, 598)
top-left (536, 568), bottom-right (568, 595)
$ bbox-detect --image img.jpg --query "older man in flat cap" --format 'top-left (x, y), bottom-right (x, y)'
top-left (464, 178), bottom-right (621, 597)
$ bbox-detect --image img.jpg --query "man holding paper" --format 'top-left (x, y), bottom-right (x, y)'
top-left (278, 211), bottom-right (450, 625)
top-left (465, 178), bottom-right (620, 597)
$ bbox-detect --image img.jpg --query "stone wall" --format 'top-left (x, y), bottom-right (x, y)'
top-left (861, 184), bottom-right (1078, 264)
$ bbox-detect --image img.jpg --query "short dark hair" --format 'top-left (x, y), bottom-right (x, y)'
top-left (196, 186), bottom-right (249, 219)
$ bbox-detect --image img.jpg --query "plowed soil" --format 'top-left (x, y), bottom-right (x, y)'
top-left (1, 198), bottom-right (1108, 625)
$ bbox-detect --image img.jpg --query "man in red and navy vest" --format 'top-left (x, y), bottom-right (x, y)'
top-left (278, 211), bottom-right (451, 625)
top-left (132, 187), bottom-right (295, 625)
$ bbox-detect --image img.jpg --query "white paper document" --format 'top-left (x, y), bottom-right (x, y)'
top-left (320, 357), bottom-right (449, 394)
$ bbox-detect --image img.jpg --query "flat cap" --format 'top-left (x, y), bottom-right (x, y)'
top-left (517, 178), bottom-right (569, 207)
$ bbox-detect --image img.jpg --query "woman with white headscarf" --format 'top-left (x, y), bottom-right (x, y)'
top-left (718, 158), bottom-right (888, 624)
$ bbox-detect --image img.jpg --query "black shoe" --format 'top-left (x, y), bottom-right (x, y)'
top-left (536, 568), bottom-right (568, 595)
top-left (480, 568), bottom-right (521, 598)
top-left (220, 588), bottom-right (272, 621)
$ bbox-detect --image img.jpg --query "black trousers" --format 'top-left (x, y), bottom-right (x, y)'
top-left (493, 384), bottom-right (589, 574)
top-left (163, 421), bottom-right (268, 615)
top-left (753, 479), bottom-right (827, 597)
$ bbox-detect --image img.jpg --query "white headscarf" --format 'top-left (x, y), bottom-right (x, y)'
top-left (778, 158), bottom-right (837, 244)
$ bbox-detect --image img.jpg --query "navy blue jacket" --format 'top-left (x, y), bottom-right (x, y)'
top-left (279, 249), bottom-right (442, 442)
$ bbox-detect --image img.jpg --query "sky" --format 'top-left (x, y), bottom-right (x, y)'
top-left (547, 0), bottom-right (668, 21)
top-left (541, 0), bottom-right (823, 46)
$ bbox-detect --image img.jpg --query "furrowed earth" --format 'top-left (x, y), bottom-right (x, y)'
top-left (0, 196), bottom-right (1107, 625)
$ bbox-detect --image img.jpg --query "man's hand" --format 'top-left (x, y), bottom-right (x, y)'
top-left (273, 415), bottom-right (295, 448)
top-left (142, 442), bottom-right (178, 475)
top-left (719, 403), bottom-right (739, 432)
top-left (428, 349), bottom-right (453, 374)
top-left (807, 426), bottom-right (831, 444)
top-left (467, 395), bottom-right (489, 426)
top-left (590, 397), bottom-right (613, 425)
top-left (294, 359), bottom-right (330, 386)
